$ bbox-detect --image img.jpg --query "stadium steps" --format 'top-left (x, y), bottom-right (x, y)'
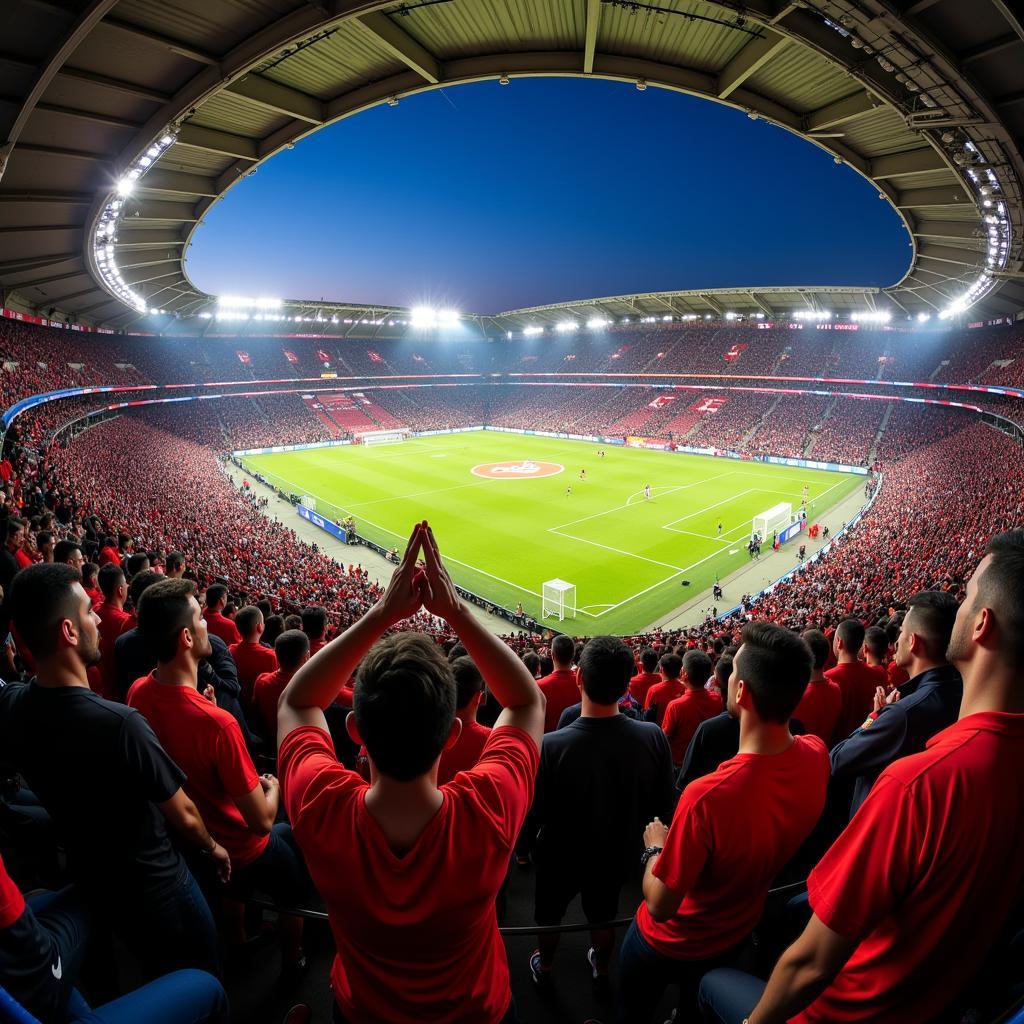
top-left (607, 401), bottom-right (662, 437)
top-left (743, 393), bottom-right (783, 445)
top-left (803, 396), bottom-right (839, 457)
top-left (869, 400), bottom-right (895, 462)
top-left (361, 398), bottom-right (406, 430)
top-left (300, 396), bottom-right (345, 438)
top-left (313, 393), bottom-right (377, 435)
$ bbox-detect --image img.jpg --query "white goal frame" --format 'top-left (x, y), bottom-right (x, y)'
top-left (542, 579), bottom-right (577, 621)
top-left (299, 495), bottom-right (317, 511)
top-left (356, 428), bottom-right (410, 446)
top-left (752, 502), bottom-right (793, 542)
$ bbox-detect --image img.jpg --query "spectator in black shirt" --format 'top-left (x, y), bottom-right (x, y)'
top-left (0, 563), bottom-right (227, 980)
top-left (677, 649), bottom-right (737, 791)
top-left (528, 635), bottom-right (675, 989)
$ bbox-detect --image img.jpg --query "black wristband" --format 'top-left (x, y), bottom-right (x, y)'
top-left (640, 845), bottom-right (663, 869)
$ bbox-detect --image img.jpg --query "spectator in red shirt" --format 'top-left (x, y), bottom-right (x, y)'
top-left (862, 626), bottom-right (889, 684)
top-left (629, 647), bottom-right (662, 707)
top-left (300, 605), bottom-right (328, 656)
top-left (437, 656), bottom-right (492, 785)
top-left (97, 534), bottom-right (121, 567)
top-left (165, 551), bottom-right (186, 578)
top-left (701, 531), bottom-right (1024, 1024)
top-left (277, 522), bottom-right (544, 1023)
top-left (128, 579), bottom-right (307, 976)
top-left (95, 562), bottom-right (130, 701)
top-left (203, 584), bottom-right (241, 647)
top-left (643, 652), bottom-right (686, 727)
top-left (826, 620), bottom-right (879, 740)
top-left (792, 629), bottom-right (843, 744)
top-left (620, 622), bottom-right (829, 1023)
top-left (228, 606), bottom-right (278, 709)
top-left (53, 538), bottom-right (85, 572)
top-left (537, 633), bottom-right (579, 733)
top-left (252, 629), bottom-right (309, 745)
top-left (12, 519), bottom-right (33, 571)
top-left (661, 650), bottom-right (720, 766)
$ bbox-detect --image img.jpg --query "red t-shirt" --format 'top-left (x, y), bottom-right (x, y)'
top-left (0, 852), bottom-right (26, 929)
top-left (628, 671), bottom-right (661, 707)
top-left (887, 661), bottom-right (910, 690)
top-left (204, 609), bottom-right (241, 647)
top-left (537, 668), bottom-right (579, 733)
top-left (793, 678), bottom-right (843, 745)
top-left (280, 724), bottom-right (538, 1022)
top-left (14, 549), bottom-right (33, 569)
top-left (638, 734), bottom-right (829, 959)
top-left (437, 719), bottom-right (492, 786)
top-left (229, 640), bottom-right (278, 708)
top-left (662, 688), bottom-right (723, 764)
top-left (796, 712), bottom-right (1024, 1024)
top-left (308, 638), bottom-right (327, 657)
top-left (97, 546), bottom-right (121, 567)
top-left (96, 603), bottom-right (130, 700)
top-left (84, 585), bottom-right (104, 611)
top-left (252, 667), bottom-right (294, 743)
top-left (826, 662), bottom-right (881, 740)
top-left (127, 675), bottom-right (266, 867)
top-left (644, 679), bottom-right (685, 727)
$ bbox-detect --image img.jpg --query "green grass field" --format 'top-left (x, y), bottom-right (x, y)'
top-left (240, 431), bottom-right (864, 634)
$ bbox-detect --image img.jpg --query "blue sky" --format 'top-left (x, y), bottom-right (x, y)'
top-left (186, 77), bottom-right (910, 313)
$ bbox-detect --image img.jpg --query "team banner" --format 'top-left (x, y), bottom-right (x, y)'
top-left (367, 351), bottom-right (383, 363)
top-left (723, 342), bottom-right (748, 362)
top-left (691, 396), bottom-right (728, 414)
top-left (235, 350), bottom-right (251, 364)
top-left (283, 349), bottom-right (298, 363)
top-left (648, 394), bottom-right (677, 409)
top-left (316, 349), bottom-right (331, 363)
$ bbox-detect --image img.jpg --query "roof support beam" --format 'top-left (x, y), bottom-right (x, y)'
top-left (0, 223), bottom-right (80, 235)
top-left (804, 91), bottom-right (877, 132)
top-left (748, 292), bottom-right (777, 317)
top-left (122, 200), bottom-right (199, 223)
top-left (871, 148), bottom-right (947, 178)
top-left (58, 66), bottom-right (171, 103)
top-left (355, 11), bottom-right (440, 84)
top-left (175, 124), bottom-right (258, 160)
top-left (8, 142), bottom-right (109, 164)
top-left (716, 29), bottom-right (789, 99)
top-left (699, 293), bottom-right (725, 316)
top-left (583, 0), bottom-right (601, 75)
top-left (959, 33), bottom-right (1021, 64)
top-left (32, 102), bottom-right (141, 131)
top-left (896, 185), bottom-right (973, 207)
top-left (0, 191), bottom-right (93, 204)
top-left (0, 0), bottom-right (119, 184)
top-left (917, 243), bottom-right (983, 267)
top-left (114, 253), bottom-right (182, 271)
top-left (115, 232), bottom-right (187, 250)
top-left (120, 267), bottom-right (187, 287)
top-left (10, 270), bottom-right (90, 289)
top-left (0, 253), bottom-right (78, 274)
top-left (99, 18), bottom-right (219, 65)
top-left (913, 220), bottom-right (982, 241)
top-left (136, 169), bottom-right (219, 198)
top-left (225, 75), bottom-right (325, 124)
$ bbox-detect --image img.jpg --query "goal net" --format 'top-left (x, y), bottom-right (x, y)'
top-left (300, 495), bottom-right (317, 511)
top-left (751, 502), bottom-right (793, 542)
top-left (542, 579), bottom-right (576, 621)
top-left (356, 429), bottom-right (410, 446)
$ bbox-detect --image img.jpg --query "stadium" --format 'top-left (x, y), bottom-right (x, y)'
top-left (1, 1), bottom-right (1023, 1023)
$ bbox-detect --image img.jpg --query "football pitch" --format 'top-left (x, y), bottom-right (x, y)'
top-left (240, 431), bottom-right (864, 634)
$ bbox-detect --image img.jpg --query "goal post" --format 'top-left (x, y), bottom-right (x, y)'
top-left (542, 579), bottom-right (576, 621)
top-left (751, 502), bottom-right (793, 542)
top-left (299, 495), bottom-right (317, 511)
top-left (355, 428), bottom-right (410, 446)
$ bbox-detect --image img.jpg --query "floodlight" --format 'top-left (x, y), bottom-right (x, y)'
top-left (523, 325), bottom-right (544, 336)
top-left (917, 312), bottom-right (931, 322)
top-left (410, 306), bottom-right (437, 327)
top-left (586, 317), bottom-right (609, 329)
top-left (116, 177), bottom-right (134, 196)
top-left (555, 322), bottom-right (578, 332)
top-left (662, 315), bottom-right (672, 321)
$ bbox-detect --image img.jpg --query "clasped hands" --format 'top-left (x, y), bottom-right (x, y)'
top-left (375, 520), bottom-right (465, 627)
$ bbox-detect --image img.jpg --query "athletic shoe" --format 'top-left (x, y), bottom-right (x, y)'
top-left (588, 946), bottom-right (611, 998)
top-left (529, 950), bottom-right (551, 989)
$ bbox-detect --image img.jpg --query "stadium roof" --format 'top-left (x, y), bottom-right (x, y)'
top-left (2, 0), bottom-right (1024, 331)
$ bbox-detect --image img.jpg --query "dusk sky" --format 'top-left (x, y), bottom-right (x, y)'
top-left (186, 77), bottom-right (910, 314)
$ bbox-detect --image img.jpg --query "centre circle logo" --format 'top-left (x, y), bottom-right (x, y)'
top-left (471, 460), bottom-right (564, 480)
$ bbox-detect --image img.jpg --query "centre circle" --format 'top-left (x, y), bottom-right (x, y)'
top-left (471, 460), bottom-right (565, 479)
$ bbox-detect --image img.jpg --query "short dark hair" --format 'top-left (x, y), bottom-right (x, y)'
top-left (10, 563), bottom-right (82, 659)
top-left (659, 652), bottom-right (683, 680)
top-left (165, 551), bottom-right (185, 572)
top-left (284, 614), bottom-right (302, 631)
top-left (551, 633), bottom-right (574, 665)
top-left (835, 618), bottom-right (865, 654)
top-left (578, 635), bottom-right (634, 705)
top-left (905, 590), bottom-right (959, 659)
top-left (301, 605), bottom-right (327, 640)
top-left (235, 605), bottom-right (263, 639)
top-left (125, 552), bottom-right (149, 579)
top-left (275, 629), bottom-right (309, 671)
top-left (450, 656), bottom-right (485, 710)
top-left (682, 650), bottom-right (713, 688)
top-left (53, 539), bottom-right (82, 564)
top-left (129, 569), bottom-right (162, 608)
top-left (81, 562), bottom-right (98, 587)
top-left (713, 649), bottom-right (735, 699)
top-left (354, 632), bottom-right (456, 782)
top-left (736, 622), bottom-right (813, 723)
top-left (6, 518), bottom-right (25, 539)
top-left (864, 626), bottom-right (888, 661)
top-left (255, 599), bottom-right (273, 619)
top-left (522, 650), bottom-right (540, 677)
top-left (447, 643), bottom-right (468, 663)
top-left (36, 530), bottom-right (53, 550)
top-left (977, 531), bottom-right (1024, 666)
top-left (97, 562), bottom-right (125, 601)
top-left (640, 647), bottom-right (659, 672)
top-left (138, 578), bottom-right (198, 663)
top-left (206, 584), bottom-right (227, 609)
top-left (263, 614), bottom-right (285, 646)
top-left (801, 628), bottom-right (831, 671)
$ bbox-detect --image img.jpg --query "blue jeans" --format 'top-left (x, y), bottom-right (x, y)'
top-left (617, 919), bottom-right (741, 1024)
top-left (64, 969), bottom-right (228, 1024)
top-left (333, 994), bottom-right (520, 1023)
top-left (698, 968), bottom-right (766, 1024)
top-left (228, 822), bottom-right (309, 907)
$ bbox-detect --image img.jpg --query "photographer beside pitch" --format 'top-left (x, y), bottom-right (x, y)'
top-left (277, 521), bottom-right (544, 1024)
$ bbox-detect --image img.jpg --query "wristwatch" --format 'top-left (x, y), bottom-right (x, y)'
top-left (640, 845), bottom-right (663, 868)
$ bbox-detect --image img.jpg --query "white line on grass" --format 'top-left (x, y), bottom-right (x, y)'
top-left (548, 529), bottom-right (688, 572)
top-left (661, 489), bottom-right (758, 531)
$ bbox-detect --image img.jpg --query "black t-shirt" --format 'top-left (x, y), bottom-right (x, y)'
top-left (0, 682), bottom-right (186, 903)
top-left (530, 713), bottom-right (675, 879)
